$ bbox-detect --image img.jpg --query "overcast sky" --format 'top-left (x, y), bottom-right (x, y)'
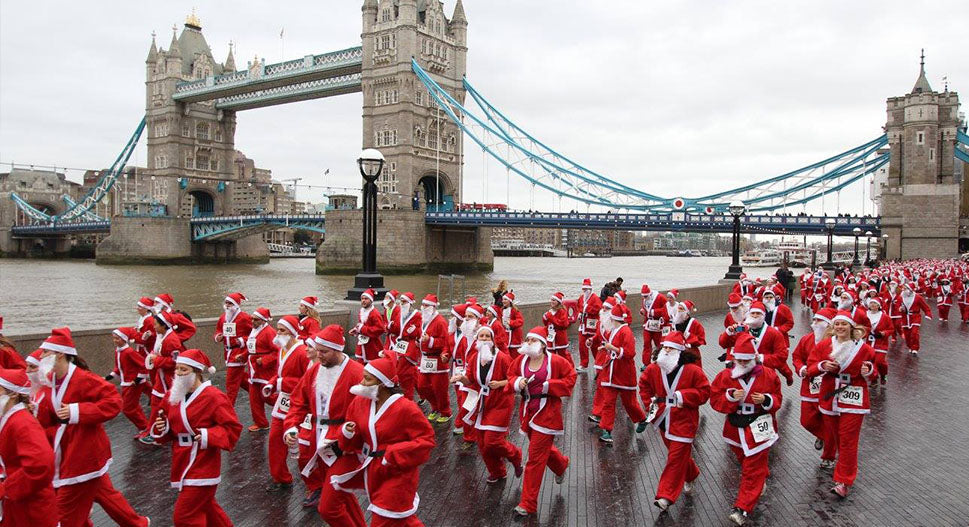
top-left (1, 1), bottom-right (965, 215)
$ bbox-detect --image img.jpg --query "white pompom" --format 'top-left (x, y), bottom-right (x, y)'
top-left (208, 366), bottom-right (217, 375)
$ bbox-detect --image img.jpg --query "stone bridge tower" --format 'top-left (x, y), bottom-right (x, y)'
top-left (880, 52), bottom-right (965, 259)
top-left (361, 0), bottom-right (467, 210)
top-left (144, 12), bottom-right (238, 217)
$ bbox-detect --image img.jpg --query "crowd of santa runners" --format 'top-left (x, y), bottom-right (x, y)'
top-left (0, 257), bottom-right (966, 526)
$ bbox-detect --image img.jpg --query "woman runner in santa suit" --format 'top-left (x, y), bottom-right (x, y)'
top-left (507, 327), bottom-right (577, 517)
top-left (297, 296), bottom-right (322, 340)
top-left (151, 348), bottom-right (242, 526)
top-left (390, 292), bottom-right (422, 401)
top-left (331, 357), bottom-right (436, 527)
top-left (864, 297), bottom-right (893, 387)
top-left (450, 325), bottom-right (524, 483)
top-left (638, 331), bottom-right (710, 513)
top-left (145, 310), bottom-right (186, 445)
top-left (595, 304), bottom-right (649, 444)
top-left (105, 326), bottom-right (151, 438)
top-left (791, 308), bottom-right (836, 451)
top-left (0, 367), bottom-right (57, 527)
top-left (805, 311), bottom-right (876, 498)
top-left (34, 327), bottom-right (149, 527)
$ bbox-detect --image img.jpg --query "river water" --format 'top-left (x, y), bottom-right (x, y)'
top-left (0, 256), bottom-right (782, 334)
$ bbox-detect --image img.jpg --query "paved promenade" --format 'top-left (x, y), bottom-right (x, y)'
top-left (91, 302), bottom-right (969, 526)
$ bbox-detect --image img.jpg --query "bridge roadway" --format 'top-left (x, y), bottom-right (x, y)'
top-left (91, 302), bottom-right (968, 526)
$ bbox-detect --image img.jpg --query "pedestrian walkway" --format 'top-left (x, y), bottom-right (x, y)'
top-left (93, 303), bottom-right (969, 526)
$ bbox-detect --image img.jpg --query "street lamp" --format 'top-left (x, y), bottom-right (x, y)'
top-left (881, 233), bottom-right (889, 261)
top-left (864, 230), bottom-right (873, 266)
top-left (823, 217), bottom-right (836, 270)
top-left (723, 200), bottom-right (746, 280)
top-left (851, 227), bottom-right (862, 268)
top-left (346, 148), bottom-right (388, 301)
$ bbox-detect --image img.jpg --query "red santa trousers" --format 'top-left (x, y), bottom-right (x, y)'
top-left (729, 446), bottom-right (770, 514)
top-left (397, 357), bottom-right (418, 400)
top-left (318, 467), bottom-right (367, 527)
top-left (518, 429), bottom-right (569, 514)
top-left (416, 371), bottom-right (451, 417)
top-left (2, 485), bottom-right (57, 527)
top-left (577, 333), bottom-right (594, 369)
top-left (224, 365), bottom-right (248, 405)
top-left (902, 326), bottom-right (921, 352)
top-left (821, 413), bottom-right (865, 486)
top-left (873, 352), bottom-right (888, 378)
top-left (598, 386), bottom-right (646, 432)
top-left (590, 377), bottom-right (606, 418)
top-left (247, 383), bottom-right (269, 429)
top-left (891, 318), bottom-right (903, 338)
top-left (172, 485), bottom-right (232, 527)
top-left (656, 436), bottom-right (699, 503)
top-left (56, 474), bottom-right (146, 527)
top-left (477, 430), bottom-right (523, 479)
top-left (799, 401), bottom-right (824, 441)
top-left (960, 303), bottom-right (969, 322)
top-left (371, 514), bottom-right (425, 527)
top-left (297, 443), bottom-right (323, 491)
top-left (120, 383), bottom-right (150, 431)
top-left (642, 330), bottom-right (663, 362)
top-left (267, 418), bottom-right (293, 484)
top-left (454, 390), bottom-right (477, 443)
top-left (938, 304), bottom-right (950, 321)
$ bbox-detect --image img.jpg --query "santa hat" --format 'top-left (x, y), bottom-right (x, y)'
top-left (832, 310), bottom-right (857, 325)
top-left (136, 297), bottom-right (154, 310)
top-left (361, 289), bottom-right (376, 302)
top-left (581, 278), bottom-right (593, 290)
top-left (176, 349), bottom-right (216, 375)
top-left (739, 273), bottom-right (748, 281)
top-left (668, 288), bottom-right (679, 299)
top-left (502, 291), bottom-right (516, 304)
top-left (614, 290), bottom-right (627, 303)
top-left (609, 304), bottom-right (626, 322)
top-left (660, 331), bottom-right (687, 351)
top-left (301, 296), bottom-right (319, 310)
top-left (224, 292), bottom-right (247, 308)
top-left (0, 368), bottom-right (30, 395)
top-left (112, 326), bottom-right (139, 343)
top-left (154, 293), bottom-right (174, 310)
top-left (732, 333), bottom-right (758, 360)
top-left (252, 307), bottom-right (272, 323)
top-left (314, 325), bottom-right (346, 351)
top-left (364, 356), bottom-right (398, 387)
top-left (742, 294), bottom-right (754, 303)
top-left (747, 301), bottom-right (766, 315)
top-left (486, 304), bottom-right (500, 318)
top-left (40, 327), bottom-right (76, 355)
top-left (465, 304), bottom-right (483, 318)
top-left (422, 294), bottom-right (439, 307)
top-left (386, 289), bottom-right (399, 302)
top-left (451, 303), bottom-right (468, 319)
top-left (865, 297), bottom-right (883, 309)
top-left (727, 293), bottom-right (743, 308)
top-left (550, 292), bottom-right (565, 304)
top-left (476, 325), bottom-right (495, 338)
top-left (839, 290), bottom-right (856, 302)
top-left (155, 311), bottom-right (177, 329)
top-left (525, 326), bottom-right (549, 344)
top-left (399, 292), bottom-right (416, 304)
top-left (641, 284), bottom-right (650, 294)
top-left (679, 300), bottom-right (696, 313)
top-left (277, 315), bottom-right (300, 337)
top-left (26, 349), bottom-right (43, 367)
top-left (465, 296), bottom-right (479, 305)
top-left (814, 307), bottom-right (837, 324)
top-left (602, 298), bottom-right (615, 311)
top-left (904, 282), bottom-right (917, 292)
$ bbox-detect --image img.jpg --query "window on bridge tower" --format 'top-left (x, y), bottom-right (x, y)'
top-left (382, 9), bottom-right (391, 22)
top-left (196, 123), bottom-right (209, 141)
top-left (182, 123), bottom-right (191, 138)
top-left (197, 153), bottom-right (210, 171)
top-left (214, 128), bottom-right (222, 142)
top-left (917, 131), bottom-right (924, 145)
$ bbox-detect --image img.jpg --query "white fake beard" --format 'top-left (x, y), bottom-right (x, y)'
top-left (273, 334), bottom-right (290, 349)
top-left (763, 300), bottom-right (776, 312)
top-left (349, 383), bottom-right (379, 401)
top-left (522, 342), bottom-right (543, 358)
top-left (448, 317), bottom-right (458, 335)
top-left (656, 349), bottom-right (680, 375)
top-left (27, 371), bottom-right (43, 395)
top-left (0, 394), bottom-right (10, 412)
top-left (168, 373), bottom-right (196, 405)
top-left (811, 321), bottom-right (828, 343)
top-left (421, 307), bottom-right (435, 320)
top-left (942, 286), bottom-right (951, 294)
top-left (476, 341), bottom-right (495, 363)
top-left (37, 355), bottom-right (56, 387)
top-left (400, 304), bottom-right (411, 319)
top-left (744, 315), bottom-right (764, 329)
top-left (383, 299), bottom-right (393, 309)
top-left (602, 317), bottom-right (617, 333)
top-left (838, 299), bottom-right (853, 310)
top-left (225, 306), bottom-right (238, 319)
top-left (829, 338), bottom-right (854, 365)
top-left (672, 310), bottom-right (688, 325)
top-left (731, 361), bottom-right (755, 379)
top-left (460, 320), bottom-right (478, 337)
top-left (730, 308), bottom-right (747, 324)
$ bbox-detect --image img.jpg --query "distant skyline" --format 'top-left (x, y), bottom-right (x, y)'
top-left (1, 1), bottom-right (965, 214)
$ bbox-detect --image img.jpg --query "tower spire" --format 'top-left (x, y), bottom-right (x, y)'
top-left (168, 23), bottom-right (180, 54)
top-left (224, 41), bottom-right (236, 72)
top-left (146, 31), bottom-right (158, 62)
top-left (912, 48), bottom-right (932, 94)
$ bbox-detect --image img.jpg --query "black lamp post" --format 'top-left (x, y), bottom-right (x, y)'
top-left (346, 148), bottom-right (388, 300)
top-left (851, 227), bottom-right (861, 268)
top-left (881, 233), bottom-right (889, 261)
top-left (823, 217), bottom-right (836, 270)
top-left (864, 230), bottom-right (873, 266)
top-left (723, 200), bottom-right (746, 280)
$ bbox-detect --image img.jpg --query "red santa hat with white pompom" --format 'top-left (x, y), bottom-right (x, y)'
top-left (176, 349), bottom-right (216, 375)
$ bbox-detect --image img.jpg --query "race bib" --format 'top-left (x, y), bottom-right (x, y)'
top-left (274, 392), bottom-right (291, 414)
top-left (815, 294), bottom-right (823, 301)
top-left (453, 365), bottom-right (466, 377)
top-left (393, 339), bottom-right (409, 355)
top-left (645, 402), bottom-right (659, 423)
top-left (300, 414), bottom-right (312, 429)
top-left (838, 385), bottom-right (864, 406)
top-left (547, 326), bottom-right (556, 341)
top-left (809, 376), bottom-right (822, 395)
top-left (645, 319), bottom-right (661, 332)
top-left (749, 413), bottom-right (775, 443)
top-left (462, 390), bottom-right (480, 413)
top-left (585, 318), bottom-right (598, 331)
top-left (223, 322), bottom-right (236, 337)
top-left (420, 357), bottom-right (438, 373)
top-left (357, 335), bottom-right (370, 345)
top-left (247, 339), bottom-right (256, 353)
top-left (661, 326), bottom-right (671, 336)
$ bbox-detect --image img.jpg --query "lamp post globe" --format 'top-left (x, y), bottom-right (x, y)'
top-left (358, 148), bottom-right (385, 181)
top-left (723, 200), bottom-right (746, 280)
top-left (851, 226), bottom-right (862, 268)
top-left (823, 217), bottom-right (836, 270)
top-left (347, 148), bottom-right (388, 301)
top-left (864, 230), bottom-right (873, 265)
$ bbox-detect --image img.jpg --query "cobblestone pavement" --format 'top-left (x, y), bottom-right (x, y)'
top-left (92, 302), bottom-right (969, 526)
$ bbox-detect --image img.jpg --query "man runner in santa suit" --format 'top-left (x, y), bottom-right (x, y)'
top-left (382, 290), bottom-right (401, 352)
top-left (595, 304), bottom-right (648, 444)
top-left (638, 332), bottom-right (710, 513)
top-left (450, 304), bottom-right (483, 445)
top-left (720, 302), bottom-right (794, 385)
top-left (576, 278), bottom-right (603, 373)
top-left (671, 300), bottom-right (706, 366)
top-left (543, 292), bottom-right (573, 366)
top-left (895, 282), bottom-right (932, 355)
top-left (0, 367), bottom-right (57, 527)
top-left (261, 313), bottom-right (309, 491)
top-left (760, 289), bottom-right (793, 340)
top-left (417, 294), bottom-right (452, 424)
top-left (587, 298), bottom-right (614, 425)
top-left (151, 348), bottom-right (242, 527)
top-left (35, 327), bottom-right (149, 527)
top-left (351, 288), bottom-right (387, 364)
top-left (482, 304), bottom-right (510, 355)
top-left (331, 356), bottom-right (436, 527)
top-left (936, 277), bottom-right (954, 321)
top-left (390, 292), bottom-right (422, 401)
top-left (500, 292), bottom-right (525, 358)
top-left (214, 292), bottom-right (253, 407)
top-left (864, 297), bottom-right (893, 387)
top-left (791, 307), bottom-right (835, 451)
top-left (880, 279), bottom-right (903, 340)
top-left (640, 284), bottom-right (668, 363)
top-left (105, 326), bottom-right (151, 438)
top-left (284, 325), bottom-right (367, 526)
top-left (133, 297), bottom-right (157, 355)
top-left (244, 306), bottom-right (276, 434)
top-left (710, 333), bottom-right (783, 526)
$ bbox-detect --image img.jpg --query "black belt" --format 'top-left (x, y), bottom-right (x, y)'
top-left (522, 392), bottom-right (549, 400)
top-left (318, 417), bottom-right (345, 426)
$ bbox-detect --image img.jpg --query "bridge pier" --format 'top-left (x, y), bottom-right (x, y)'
top-left (316, 209), bottom-right (493, 275)
top-left (0, 228), bottom-right (72, 258)
top-left (96, 216), bottom-right (268, 265)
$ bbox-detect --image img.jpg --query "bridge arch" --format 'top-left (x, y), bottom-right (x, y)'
top-left (417, 171), bottom-right (454, 211)
top-left (187, 189), bottom-right (216, 217)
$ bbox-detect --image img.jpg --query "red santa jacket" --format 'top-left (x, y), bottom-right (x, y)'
top-left (392, 309), bottom-right (422, 366)
top-left (731, 281), bottom-right (755, 298)
top-left (171, 312), bottom-right (196, 344)
top-left (265, 342), bottom-right (310, 421)
top-left (895, 293), bottom-right (932, 328)
top-left (355, 307), bottom-right (387, 363)
top-left (577, 292), bottom-right (603, 335)
top-left (791, 333), bottom-right (820, 402)
top-left (461, 348), bottom-right (515, 432)
top-left (720, 325), bottom-right (792, 379)
top-left (865, 311), bottom-right (893, 352)
top-left (151, 381), bottom-right (242, 489)
top-left (641, 292), bottom-right (669, 332)
top-left (710, 366), bottom-right (783, 456)
top-left (599, 324), bottom-right (638, 390)
top-left (215, 310), bottom-right (253, 367)
top-left (148, 329), bottom-right (184, 398)
top-left (673, 317), bottom-right (706, 358)
top-left (501, 307), bottom-right (525, 352)
top-left (481, 316), bottom-right (510, 354)
top-left (937, 285), bottom-right (954, 307)
top-left (0, 403), bottom-right (57, 525)
top-left (638, 360), bottom-right (710, 443)
top-left (419, 312), bottom-right (450, 373)
top-left (542, 308), bottom-right (571, 350)
top-left (36, 364), bottom-right (120, 487)
top-left (333, 395), bottom-right (436, 520)
top-left (881, 289), bottom-right (903, 320)
top-left (506, 351), bottom-right (577, 436)
top-left (246, 323), bottom-right (277, 385)
top-left (805, 338), bottom-right (875, 415)
top-left (384, 305), bottom-right (402, 351)
top-left (134, 313), bottom-right (156, 354)
top-left (111, 344), bottom-right (148, 386)
top-left (298, 316), bottom-right (321, 341)
top-left (764, 303), bottom-right (794, 338)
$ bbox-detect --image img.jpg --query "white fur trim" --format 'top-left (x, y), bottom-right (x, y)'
top-left (177, 356), bottom-right (207, 372)
top-left (314, 337), bottom-right (344, 351)
top-left (364, 363), bottom-right (395, 387)
top-left (68, 403), bottom-right (80, 424)
top-left (0, 377), bottom-right (29, 395)
top-left (300, 299), bottom-right (317, 310)
top-left (40, 341), bottom-right (77, 355)
top-left (661, 340), bottom-right (686, 351)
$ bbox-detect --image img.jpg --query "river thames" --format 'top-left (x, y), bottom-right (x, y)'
top-left (0, 256), bottom-right (784, 334)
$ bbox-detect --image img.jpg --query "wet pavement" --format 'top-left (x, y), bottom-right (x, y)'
top-left (92, 302), bottom-right (969, 526)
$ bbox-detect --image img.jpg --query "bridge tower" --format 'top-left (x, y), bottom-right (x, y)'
top-left (880, 52), bottom-right (965, 259)
top-left (361, 0), bottom-right (467, 210)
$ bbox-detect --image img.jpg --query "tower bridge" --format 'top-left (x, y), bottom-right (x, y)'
top-left (1, 2), bottom-right (966, 266)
